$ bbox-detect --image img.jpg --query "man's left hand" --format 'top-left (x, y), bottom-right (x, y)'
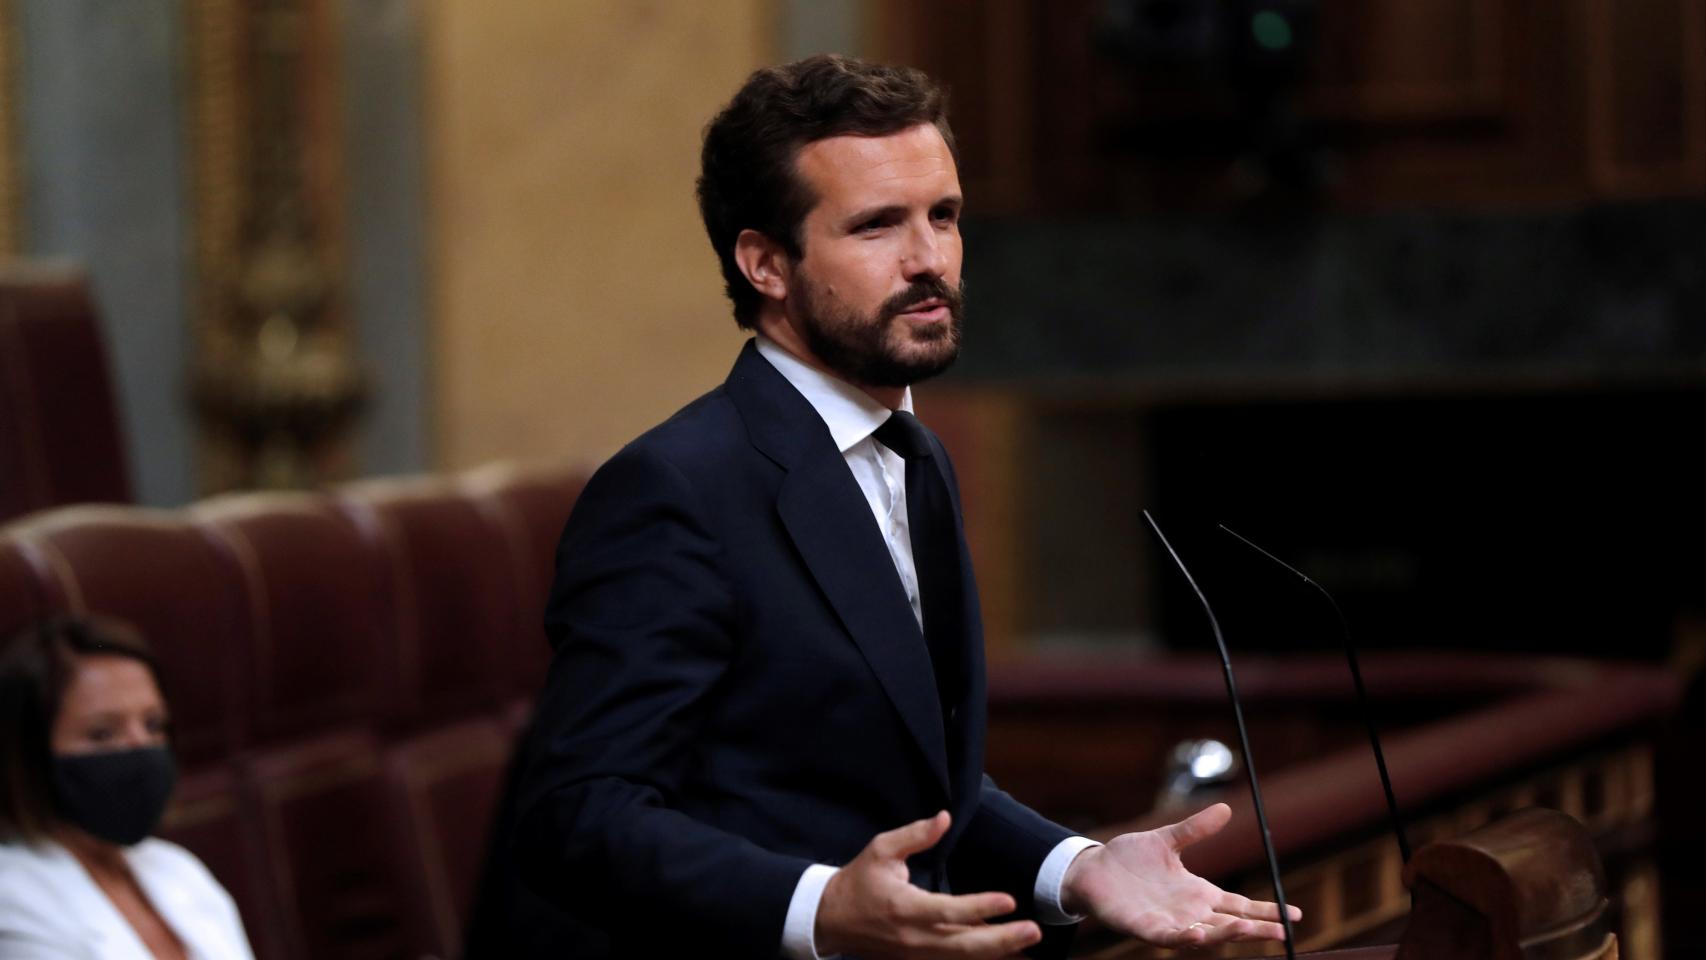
top-left (1059, 802), bottom-right (1301, 947)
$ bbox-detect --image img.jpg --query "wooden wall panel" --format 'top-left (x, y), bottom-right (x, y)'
top-left (870, 0), bottom-right (1706, 212)
top-left (1587, 0), bottom-right (1706, 196)
top-left (1306, 0), bottom-right (1504, 122)
top-left (1310, 0), bottom-right (1589, 210)
top-left (873, 0), bottom-right (1038, 212)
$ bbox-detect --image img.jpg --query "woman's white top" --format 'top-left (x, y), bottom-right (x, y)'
top-left (0, 837), bottom-right (255, 960)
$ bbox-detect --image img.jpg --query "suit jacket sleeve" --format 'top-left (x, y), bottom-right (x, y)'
top-left (954, 777), bottom-right (1074, 906)
top-left (514, 444), bottom-right (812, 957)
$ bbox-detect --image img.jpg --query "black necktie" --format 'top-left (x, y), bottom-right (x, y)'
top-left (872, 411), bottom-right (963, 712)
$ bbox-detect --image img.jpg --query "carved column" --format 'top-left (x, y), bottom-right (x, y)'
top-left (0, 0), bottom-right (20, 258)
top-left (187, 0), bottom-right (363, 492)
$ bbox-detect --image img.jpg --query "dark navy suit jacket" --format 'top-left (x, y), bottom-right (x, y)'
top-left (515, 341), bottom-right (1073, 957)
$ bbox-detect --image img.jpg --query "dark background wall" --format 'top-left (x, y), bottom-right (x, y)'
top-left (874, 0), bottom-right (1706, 660)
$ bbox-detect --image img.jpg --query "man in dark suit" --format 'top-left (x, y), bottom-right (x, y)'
top-left (514, 55), bottom-right (1298, 959)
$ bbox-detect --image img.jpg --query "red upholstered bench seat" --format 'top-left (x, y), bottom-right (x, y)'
top-left (0, 461), bottom-right (587, 960)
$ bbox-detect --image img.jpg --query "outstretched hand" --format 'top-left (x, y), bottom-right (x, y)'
top-left (1061, 803), bottom-right (1301, 947)
top-left (816, 811), bottom-right (1042, 959)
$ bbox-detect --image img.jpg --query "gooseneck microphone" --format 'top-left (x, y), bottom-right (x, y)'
top-left (1142, 511), bottom-right (1297, 960)
top-left (1218, 524), bottom-right (1413, 864)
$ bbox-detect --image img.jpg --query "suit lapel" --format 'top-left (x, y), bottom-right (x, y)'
top-left (924, 436), bottom-right (979, 720)
top-left (777, 460), bottom-right (951, 795)
top-left (927, 438), bottom-right (986, 812)
top-left (724, 342), bottom-right (951, 796)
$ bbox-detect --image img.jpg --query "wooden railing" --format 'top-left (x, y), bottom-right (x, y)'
top-left (981, 653), bottom-right (1678, 959)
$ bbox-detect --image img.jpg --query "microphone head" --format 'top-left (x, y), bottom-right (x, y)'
top-left (1156, 737), bottom-right (1242, 811)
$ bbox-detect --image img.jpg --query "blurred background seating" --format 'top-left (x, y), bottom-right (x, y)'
top-left (0, 267), bottom-right (130, 522)
top-left (0, 461), bottom-right (587, 960)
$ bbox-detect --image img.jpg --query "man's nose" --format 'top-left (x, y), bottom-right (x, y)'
top-left (901, 220), bottom-right (948, 279)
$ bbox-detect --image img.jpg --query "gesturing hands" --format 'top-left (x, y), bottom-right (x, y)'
top-left (815, 811), bottom-right (1043, 959)
top-left (814, 804), bottom-right (1299, 958)
top-left (1061, 802), bottom-right (1301, 947)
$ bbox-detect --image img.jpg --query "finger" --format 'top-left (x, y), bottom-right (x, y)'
top-left (1215, 891), bottom-right (1303, 923)
top-left (870, 810), bottom-right (951, 860)
top-left (938, 918), bottom-right (1041, 958)
top-left (1212, 916), bottom-right (1290, 943)
top-left (1237, 920), bottom-right (1291, 942)
top-left (903, 889), bottom-right (1017, 926)
top-left (1160, 914), bottom-right (1276, 946)
top-left (1163, 801), bottom-right (1231, 850)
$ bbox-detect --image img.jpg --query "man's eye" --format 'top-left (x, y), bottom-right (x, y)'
top-left (85, 727), bottom-right (115, 743)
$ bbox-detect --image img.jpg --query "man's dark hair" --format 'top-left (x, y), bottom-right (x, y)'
top-left (0, 615), bottom-right (159, 841)
top-left (696, 54), bottom-right (956, 330)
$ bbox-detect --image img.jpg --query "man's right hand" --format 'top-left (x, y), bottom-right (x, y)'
top-left (814, 811), bottom-right (1043, 959)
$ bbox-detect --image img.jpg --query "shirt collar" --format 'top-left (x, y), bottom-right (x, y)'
top-left (755, 335), bottom-right (913, 454)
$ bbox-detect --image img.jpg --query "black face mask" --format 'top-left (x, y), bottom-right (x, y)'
top-left (51, 746), bottom-right (178, 846)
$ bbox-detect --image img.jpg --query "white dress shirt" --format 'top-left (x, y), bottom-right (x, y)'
top-left (755, 338), bottom-right (1099, 960)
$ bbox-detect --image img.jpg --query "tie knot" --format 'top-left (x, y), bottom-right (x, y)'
top-left (873, 411), bottom-right (931, 460)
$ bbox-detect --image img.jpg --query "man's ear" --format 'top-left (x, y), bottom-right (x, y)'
top-left (733, 229), bottom-right (791, 304)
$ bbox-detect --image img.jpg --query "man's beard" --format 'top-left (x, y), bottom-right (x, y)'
top-left (792, 271), bottom-right (965, 389)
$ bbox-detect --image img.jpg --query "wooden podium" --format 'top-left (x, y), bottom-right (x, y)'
top-left (1288, 808), bottom-right (1617, 960)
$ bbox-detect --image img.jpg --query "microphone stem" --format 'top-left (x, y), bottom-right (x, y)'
top-left (1330, 596), bottom-right (1412, 863)
top-left (1218, 524), bottom-right (1413, 864)
top-left (1144, 512), bottom-right (1297, 960)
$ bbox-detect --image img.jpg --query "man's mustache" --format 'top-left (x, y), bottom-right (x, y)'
top-left (880, 278), bottom-right (964, 321)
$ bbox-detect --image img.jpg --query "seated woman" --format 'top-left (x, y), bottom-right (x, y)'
top-left (0, 616), bottom-right (254, 959)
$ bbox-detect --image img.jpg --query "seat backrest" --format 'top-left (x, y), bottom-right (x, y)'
top-left (4, 506), bottom-right (247, 764)
top-left (459, 461), bottom-right (587, 699)
top-left (0, 530), bottom-right (48, 639)
top-left (240, 730), bottom-right (407, 960)
top-left (158, 765), bottom-right (274, 960)
top-left (0, 265), bottom-right (131, 523)
top-left (0, 464), bottom-right (590, 960)
top-left (193, 493), bottom-right (390, 744)
top-left (337, 478), bottom-right (515, 731)
top-left (381, 717), bottom-right (511, 959)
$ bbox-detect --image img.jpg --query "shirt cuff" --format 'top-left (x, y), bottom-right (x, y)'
top-left (1034, 836), bottom-right (1102, 925)
top-left (781, 863), bottom-right (841, 959)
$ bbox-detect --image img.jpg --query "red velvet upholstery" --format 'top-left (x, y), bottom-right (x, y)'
top-left (159, 765), bottom-right (273, 960)
top-left (382, 718), bottom-right (511, 959)
top-left (500, 697), bottom-right (533, 737)
top-left (193, 494), bottom-right (389, 743)
top-left (459, 462), bottom-right (587, 699)
top-left (0, 463), bottom-right (593, 960)
top-left (0, 267), bottom-right (131, 523)
top-left (3, 506), bottom-right (247, 764)
top-left (336, 479), bottom-right (514, 731)
top-left (0, 532), bottom-right (47, 639)
top-left (241, 731), bottom-right (407, 960)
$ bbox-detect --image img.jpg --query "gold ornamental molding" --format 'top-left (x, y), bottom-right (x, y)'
top-left (185, 0), bottom-right (364, 494)
top-left (0, 0), bottom-right (22, 258)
